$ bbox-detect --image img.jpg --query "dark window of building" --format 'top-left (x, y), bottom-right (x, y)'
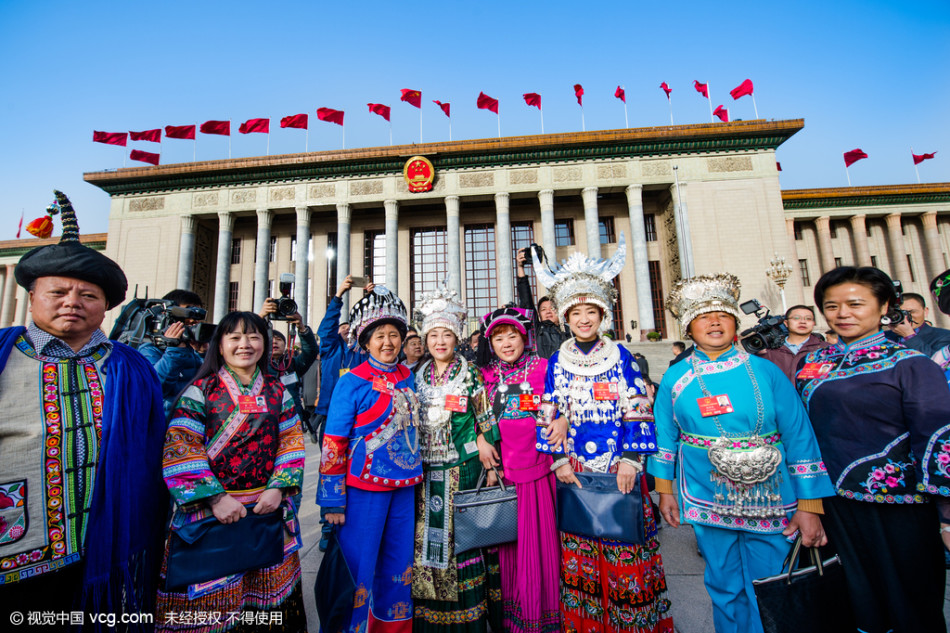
top-left (363, 230), bottom-right (387, 285)
top-left (648, 261), bottom-right (666, 338)
top-left (644, 214), bottom-right (657, 242)
top-left (511, 221), bottom-right (538, 303)
top-left (870, 255), bottom-right (878, 268)
top-left (228, 282), bottom-right (239, 312)
top-left (866, 223), bottom-right (873, 238)
top-left (269, 236), bottom-right (277, 263)
top-left (465, 224), bottom-right (497, 321)
top-left (829, 222), bottom-right (838, 239)
top-left (327, 232), bottom-right (338, 300)
top-left (610, 277), bottom-right (624, 339)
top-left (799, 259), bottom-right (810, 287)
top-left (230, 238), bottom-right (241, 265)
top-left (555, 220), bottom-right (575, 246)
top-left (907, 255), bottom-right (916, 282)
top-left (411, 227), bottom-right (448, 310)
top-left (599, 217), bottom-right (616, 245)
top-left (834, 257), bottom-right (843, 268)
top-left (793, 221), bottom-right (803, 241)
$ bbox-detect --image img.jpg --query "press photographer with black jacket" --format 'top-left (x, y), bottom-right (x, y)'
top-left (516, 246), bottom-right (569, 359)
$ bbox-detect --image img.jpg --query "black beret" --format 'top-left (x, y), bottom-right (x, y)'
top-left (14, 191), bottom-right (127, 308)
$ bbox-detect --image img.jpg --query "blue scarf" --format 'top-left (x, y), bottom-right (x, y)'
top-left (0, 327), bottom-right (168, 631)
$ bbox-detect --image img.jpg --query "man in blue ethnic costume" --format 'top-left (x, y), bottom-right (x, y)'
top-left (647, 273), bottom-right (834, 633)
top-left (0, 191), bottom-right (167, 630)
top-left (318, 286), bottom-right (422, 633)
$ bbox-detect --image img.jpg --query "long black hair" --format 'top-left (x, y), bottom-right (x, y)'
top-left (188, 311), bottom-right (270, 386)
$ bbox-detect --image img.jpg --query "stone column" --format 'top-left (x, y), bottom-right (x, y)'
top-left (538, 189), bottom-right (556, 264)
top-left (0, 264), bottom-right (15, 327)
top-left (625, 185), bottom-right (655, 337)
top-left (921, 212), bottom-right (945, 281)
top-left (384, 200), bottom-right (399, 292)
top-left (582, 186), bottom-right (601, 259)
top-left (445, 196), bottom-right (462, 295)
top-left (213, 211), bottom-right (234, 322)
top-left (253, 209), bottom-right (274, 312)
top-left (885, 213), bottom-right (912, 284)
top-left (295, 206), bottom-right (311, 325)
top-left (814, 216), bottom-right (835, 274)
top-left (336, 203), bottom-right (352, 314)
top-left (849, 215), bottom-right (872, 267)
top-left (671, 180), bottom-right (695, 278)
top-left (494, 192), bottom-right (513, 305)
top-left (176, 215), bottom-right (197, 291)
top-left (14, 285), bottom-right (28, 327)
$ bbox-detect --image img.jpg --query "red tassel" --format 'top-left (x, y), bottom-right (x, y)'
top-left (26, 216), bottom-right (54, 239)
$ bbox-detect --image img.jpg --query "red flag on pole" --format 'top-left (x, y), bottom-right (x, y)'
top-left (477, 92), bottom-right (499, 114)
top-left (16, 212), bottom-right (23, 239)
top-left (200, 120), bottom-right (231, 136)
top-left (713, 105), bottom-right (729, 122)
top-left (693, 80), bottom-right (709, 98)
top-left (913, 151), bottom-right (937, 165)
top-left (280, 114), bottom-right (308, 129)
top-left (93, 131), bottom-right (128, 146)
top-left (317, 108), bottom-right (345, 126)
top-left (777, 162), bottom-right (782, 171)
top-left (367, 103), bottom-right (391, 121)
top-left (433, 100), bottom-right (451, 117)
top-left (730, 79), bottom-right (754, 99)
top-left (523, 93), bottom-right (542, 109)
top-left (573, 84), bottom-right (584, 106)
top-left (844, 149), bottom-right (868, 167)
top-left (614, 86), bottom-right (626, 103)
top-left (400, 89), bottom-right (422, 108)
top-left (238, 118), bottom-right (270, 134)
top-left (660, 82), bottom-right (672, 99)
top-left (165, 124), bottom-right (196, 139)
top-left (130, 149), bottom-right (160, 165)
top-left (129, 129), bottom-right (161, 142)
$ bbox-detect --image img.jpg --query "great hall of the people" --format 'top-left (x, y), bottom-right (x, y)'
top-left (1, 118), bottom-right (949, 337)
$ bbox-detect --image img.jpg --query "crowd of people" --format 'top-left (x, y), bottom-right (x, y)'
top-left (2, 192), bottom-right (950, 633)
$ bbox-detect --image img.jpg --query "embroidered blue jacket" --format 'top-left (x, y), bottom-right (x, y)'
top-left (797, 331), bottom-right (950, 503)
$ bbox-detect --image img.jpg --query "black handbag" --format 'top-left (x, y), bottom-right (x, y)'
top-left (453, 466), bottom-right (518, 554)
top-left (556, 471), bottom-right (646, 544)
top-left (314, 528), bottom-right (356, 633)
top-left (752, 536), bottom-right (855, 633)
top-left (166, 507), bottom-right (284, 590)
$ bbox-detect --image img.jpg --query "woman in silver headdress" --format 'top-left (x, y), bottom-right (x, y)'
top-left (646, 274), bottom-right (834, 633)
top-left (411, 287), bottom-right (502, 633)
top-left (537, 236), bottom-right (673, 633)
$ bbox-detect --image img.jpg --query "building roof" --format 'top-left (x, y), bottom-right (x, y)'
top-left (0, 233), bottom-right (108, 258)
top-left (783, 183), bottom-right (950, 210)
top-left (84, 119), bottom-right (803, 196)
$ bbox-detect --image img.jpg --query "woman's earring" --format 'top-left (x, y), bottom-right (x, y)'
top-left (880, 315), bottom-right (892, 325)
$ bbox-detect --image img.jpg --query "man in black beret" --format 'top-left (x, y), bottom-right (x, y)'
top-left (0, 191), bottom-right (167, 630)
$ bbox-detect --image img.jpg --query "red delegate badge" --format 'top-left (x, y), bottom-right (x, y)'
top-left (237, 395), bottom-right (268, 414)
top-left (445, 394), bottom-right (468, 412)
top-left (372, 376), bottom-right (395, 394)
top-left (697, 395), bottom-right (734, 417)
top-left (797, 362), bottom-right (834, 380)
top-left (519, 394), bottom-right (541, 411)
top-left (593, 382), bottom-right (619, 401)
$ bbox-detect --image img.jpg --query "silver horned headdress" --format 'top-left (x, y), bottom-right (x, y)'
top-left (666, 273), bottom-right (742, 332)
top-left (413, 284), bottom-right (467, 340)
top-left (532, 232), bottom-right (626, 334)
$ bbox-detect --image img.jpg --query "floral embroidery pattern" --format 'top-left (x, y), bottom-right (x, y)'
top-left (862, 459), bottom-right (911, 496)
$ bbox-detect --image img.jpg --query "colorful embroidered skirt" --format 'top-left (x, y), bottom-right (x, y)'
top-left (560, 473), bottom-right (673, 633)
top-left (412, 458), bottom-right (503, 633)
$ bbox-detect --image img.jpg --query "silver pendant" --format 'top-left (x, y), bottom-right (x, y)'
top-left (519, 382), bottom-right (531, 392)
top-left (498, 383), bottom-right (509, 393)
top-left (708, 435), bottom-right (782, 485)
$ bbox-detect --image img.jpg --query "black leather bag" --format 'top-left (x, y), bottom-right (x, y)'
top-left (556, 470), bottom-right (645, 544)
top-left (166, 508), bottom-right (284, 589)
top-left (314, 528), bottom-right (356, 633)
top-left (453, 466), bottom-right (518, 554)
top-left (752, 536), bottom-right (855, 633)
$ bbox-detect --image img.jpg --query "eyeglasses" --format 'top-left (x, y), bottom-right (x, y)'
top-left (787, 316), bottom-right (815, 322)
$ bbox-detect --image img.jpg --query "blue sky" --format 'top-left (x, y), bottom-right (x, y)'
top-left (1, 0), bottom-right (948, 239)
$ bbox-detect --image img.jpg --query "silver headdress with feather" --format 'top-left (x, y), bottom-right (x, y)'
top-left (532, 232), bottom-right (626, 334)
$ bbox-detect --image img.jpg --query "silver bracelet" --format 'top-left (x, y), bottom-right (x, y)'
top-left (550, 457), bottom-right (570, 472)
top-left (619, 457), bottom-right (643, 471)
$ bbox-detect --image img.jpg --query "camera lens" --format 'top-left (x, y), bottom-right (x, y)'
top-left (277, 297), bottom-right (298, 317)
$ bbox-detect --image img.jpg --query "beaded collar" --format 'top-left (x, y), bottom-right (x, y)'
top-left (368, 355), bottom-right (398, 373)
top-left (555, 336), bottom-right (620, 377)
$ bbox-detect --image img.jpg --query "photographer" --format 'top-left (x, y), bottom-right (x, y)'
top-left (259, 299), bottom-right (318, 432)
top-left (139, 289), bottom-right (208, 416)
top-left (516, 247), bottom-right (569, 358)
top-left (757, 305), bottom-right (829, 383)
top-left (889, 292), bottom-right (950, 356)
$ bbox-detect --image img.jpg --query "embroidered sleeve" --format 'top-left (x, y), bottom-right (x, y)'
top-left (318, 373), bottom-right (359, 508)
top-left (163, 383), bottom-right (227, 506)
top-left (901, 357), bottom-right (950, 497)
top-left (267, 386), bottom-right (306, 493)
top-left (646, 377), bottom-right (679, 481)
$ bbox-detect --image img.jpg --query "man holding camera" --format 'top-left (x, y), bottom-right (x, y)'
top-left (139, 289), bottom-right (208, 417)
top-left (889, 292), bottom-right (950, 357)
top-left (259, 298), bottom-right (318, 438)
top-left (757, 305), bottom-right (829, 382)
top-left (516, 247), bottom-right (569, 358)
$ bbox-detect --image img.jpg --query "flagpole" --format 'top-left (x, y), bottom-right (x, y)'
top-left (305, 126), bottom-right (309, 153)
top-left (912, 147), bottom-right (921, 184)
top-left (751, 94), bottom-right (759, 119)
top-left (449, 119), bottom-right (452, 142)
top-left (389, 121), bottom-right (393, 146)
top-left (342, 124), bottom-right (345, 150)
top-left (540, 106), bottom-right (545, 134)
top-left (668, 95), bottom-right (674, 126)
top-left (420, 111), bottom-right (423, 144)
top-left (193, 123), bottom-right (197, 162)
top-left (228, 120), bottom-right (232, 159)
top-left (497, 113), bottom-right (501, 139)
top-left (581, 106), bottom-right (585, 132)
top-left (707, 84), bottom-right (714, 123)
top-left (623, 101), bottom-right (628, 128)
top-left (266, 132), bottom-right (270, 156)
top-left (846, 165), bottom-right (852, 187)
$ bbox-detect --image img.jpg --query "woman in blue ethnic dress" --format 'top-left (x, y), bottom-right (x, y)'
top-left (157, 311), bottom-right (307, 633)
top-left (797, 266), bottom-right (950, 633)
top-left (536, 238), bottom-right (673, 633)
top-left (411, 286), bottom-right (503, 633)
top-left (646, 274), bottom-right (834, 633)
top-left (318, 287), bottom-right (422, 633)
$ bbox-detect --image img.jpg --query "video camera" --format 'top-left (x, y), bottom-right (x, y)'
top-left (739, 299), bottom-right (787, 354)
top-left (268, 273), bottom-right (298, 321)
top-left (110, 296), bottom-right (214, 350)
